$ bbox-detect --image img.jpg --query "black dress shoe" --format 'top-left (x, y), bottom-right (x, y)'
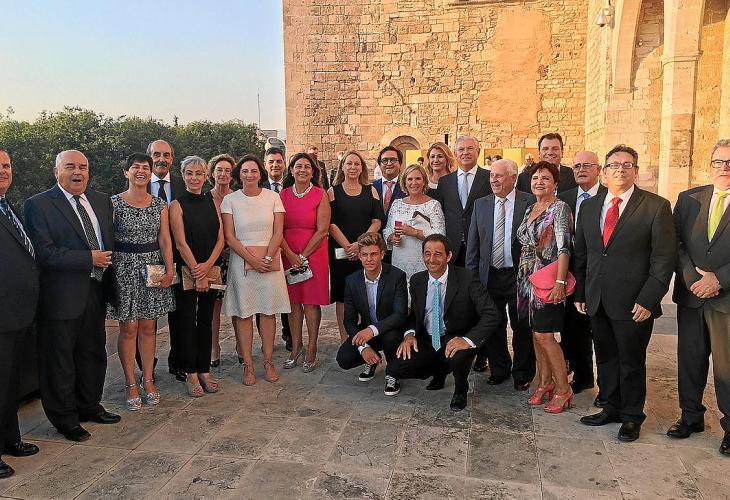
top-left (666, 419), bottom-right (704, 439)
top-left (61, 426), bottom-right (91, 442)
top-left (720, 432), bottom-right (730, 456)
top-left (487, 375), bottom-right (509, 386)
top-left (80, 410), bottom-right (121, 425)
top-left (570, 379), bottom-right (595, 394)
top-left (426, 374), bottom-right (446, 391)
top-left (450, 393), bottom-right (468, 412)
top-left (4, 441), bottom-right (39, 457)
top-left (618, 421), bottom-right (641, 442)
top-left (593, 395), bottom-right (607, 408)
top-left (473, 357), bottom-right (488, 373)
top-left (210, 359), bottom-right (220, 368)
top-left (514, 380), bottom-right (531, 391)
top-left (171, 368), bottom-right (187, 382)
top-left (0, 459), bottom-right (14, 479)
top-left (580, 410), bottom-right (621, 426)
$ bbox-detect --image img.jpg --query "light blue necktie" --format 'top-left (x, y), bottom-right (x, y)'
top-left (431, 280), bottom-right (442, 351)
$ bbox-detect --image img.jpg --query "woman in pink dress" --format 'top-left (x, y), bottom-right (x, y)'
top-left (280, 153), bottom-right (331, 372)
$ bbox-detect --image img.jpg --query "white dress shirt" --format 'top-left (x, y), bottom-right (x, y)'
top-left (379, 177), bottom-right (399, 201)
top-left (493, 189), bottom-right (516, 267)
top-left (269, 178), bottom-right (284, 193)
top-left (150, 172), bottom-right (172, 201)
top-left (575, 182), bottom-right (600, 227)
top-left (600, 184), bottom-right (635, 232)
top-left (359, 268), bottom-right (382, 353)
top-left (709, 188), bottom-right (730, 219)
top-left (457, 165), bottom-right (479, 199)
top-left (57, 184), bottom-right (104, 251)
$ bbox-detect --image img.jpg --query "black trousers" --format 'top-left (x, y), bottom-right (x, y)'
top-left (172, 286), bottom-right (217, 375)
top-left (478, 267), bottom-right (535, 382)
top-left (39, 280), bottom-right (107, 431)
top-left (590, 304), bottom-right (652, 423)
top-left (561, 300), bottom-right (595, 384)
top-left (336, 330), bottom-right (401, 372)
top-left (0, 328), bottom-right (26, 453)
top-left (387, 334), bottom-right (477, 394)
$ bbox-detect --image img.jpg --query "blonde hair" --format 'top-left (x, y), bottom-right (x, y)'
top-left (426, 142), bottom-right (455, 176)
top-left (400, 163), bottom-right (430, 195)
top-left (357, 232), bottom-right (386, 251)
top-left (333, 150), bottom-right (370, 186)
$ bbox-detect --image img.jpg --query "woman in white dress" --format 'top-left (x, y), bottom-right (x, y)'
top-left (221, 154), bottom-right (291, 386)
top-left (383, 163), bottom-right (446, 288)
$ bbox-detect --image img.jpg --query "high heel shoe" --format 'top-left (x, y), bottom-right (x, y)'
top-left (302, 353), bottom-right (318, 373)
top-left (125, 383), bottom-right (142, 411)
top-left (263, 360), bottom-right (280, 382)
top-left (139, 377), bottom-right (161, 406)
top-left (528, 383), bottom-right (555, 406)
top-left (186, 379), bottom-right (204, 398)
top-left (242, 363), bottom-right (256, 386)
top-left (199, 375), bottom-right (220, 393)
top-left (544, 388), bottom-right (574, 413)
top-left (283, 347), bottom-right (303, 369)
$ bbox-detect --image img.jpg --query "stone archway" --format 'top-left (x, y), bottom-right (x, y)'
top-left (379, 126), bottom-right (429, 165)
top-left (390, 135), bottom-right (421, 162)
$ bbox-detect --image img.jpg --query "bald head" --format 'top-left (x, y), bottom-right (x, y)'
top-left (571, 151), bottom-right (601, 190)
top-left (490, 159), bottom-right (518, 197)
top-left (54, 150), bottom-right (90, 196)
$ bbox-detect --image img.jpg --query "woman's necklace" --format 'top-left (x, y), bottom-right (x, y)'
top-left (293, 182), bottom-right (314, 199)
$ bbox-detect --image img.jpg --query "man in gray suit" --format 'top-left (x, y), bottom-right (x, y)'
top-left (669, 139), bottom-right (730, 456)
top-left (466, 159), bottom-right (535, 390)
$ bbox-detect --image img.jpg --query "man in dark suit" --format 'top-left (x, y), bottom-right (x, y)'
top-left (466, 159), bottom-right (535, 390)
top-left (574, 144), bottom-right (676, 442)
top-left (516, 133), bottom-right (577, 194)
top-left (307, 145), bottom-right (330, 190)
top-left (0, 149), bottom-right (40, 479)
top-left (557, 151), bottom-right (607, 400)
top-left (336, 232), bottom-right (408, 395)
top-left (668, 139), bottom-right (730, 455)
top-left (372, 146), bottom-right (407, 220)
top-left (388, 234), bottom-right (500, 411)
top-left (436, 136), bottom-right (492, 267)
top-left (24, 150), bottom-right (121, 443)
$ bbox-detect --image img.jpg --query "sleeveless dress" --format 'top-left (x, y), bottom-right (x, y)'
top-left (280, 186), bottom-right (329, 305)
top-left (107, 195), bottom-right (175, 321)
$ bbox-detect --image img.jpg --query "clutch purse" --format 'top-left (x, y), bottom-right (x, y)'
top-left (285, 263), bottom-right (313, 285)
top-left (334, 247), bottom-right (348, 260)
top-left (181, 266), bottom-right (226, 291)
top-left (528, 260), bottom-right (575, 302)
top-left (144, 264), bottom-right (180, 287)
top-left (244, 246), bottom-right (281, 271)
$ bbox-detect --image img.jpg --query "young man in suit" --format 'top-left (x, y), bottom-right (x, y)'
top-left (574, 144), bottom-right (676, 442)
top-left (389, 234), bottom-right (500, 411)
top-left (24, 150), bottom-right (121, 443)
top-left (466, 159), bottom-right (536, 390)
top-left (557, 151), bottom-right (607, 402)
top-left (669, 139), bottom-right (730, 455)
top-left (516, 133), bottom-right (577, 194)
top-left (436, 136), bottom-right (492, 267)
top-left (336, 232), bottom-right (408, 395)
top-left (0, 149), bottom-right (40, 479)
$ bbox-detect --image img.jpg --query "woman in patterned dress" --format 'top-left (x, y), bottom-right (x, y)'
top-left (107, 153), bottom-right (175, 411)
top-left (516, 161), bottom-right (574, 413)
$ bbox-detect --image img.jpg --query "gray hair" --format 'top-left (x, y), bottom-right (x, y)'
top-left (180, 155), bottom-right (208, 176)
top-left (712, 139), bottom-right (730, 157)
top-left (492, 158), bottom-right (518, 175)
top-left (454, 135), bottom-right (481, 151)
top-left (55, 150), bottom-right (86, 168)
top-left (146, 140), bottom-right (175, 157)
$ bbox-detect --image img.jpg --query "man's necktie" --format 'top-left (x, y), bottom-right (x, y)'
top-left (431, 280), bottom-right (442, 351)
top-left (492, 198), bottom-right (506, 268)
top-left (157, 179), bottom-right (168, 203)
top-left (0, 197), bottom-right (34, 257)
top-left (459, 172), bottom-right (470, 208)
top-left (273, 182), bottom-right (281, 193)
top-left (73, 195), bottom-right (104, 281)
top-left (383, 181), bottom-right (394, 213)
top-left (708, 192), bottom-right (728, 240)
top-left (602, 197), bottom-right (622, 247)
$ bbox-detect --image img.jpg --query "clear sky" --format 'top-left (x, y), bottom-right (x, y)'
top-left (0, 0), bottom-right (286, 130)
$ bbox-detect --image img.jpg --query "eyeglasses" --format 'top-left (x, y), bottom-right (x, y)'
top-left (573, 163), bottom-right (599, 171)
top-left (380, 158), bottom-right (399, 165)
top-left (710, 159), bottom-right (730, 169)
top-left (605, 162), bottom-right (637, 170)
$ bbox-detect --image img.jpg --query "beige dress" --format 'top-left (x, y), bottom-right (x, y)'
top-left (221, 189), bottom-right (291, 318)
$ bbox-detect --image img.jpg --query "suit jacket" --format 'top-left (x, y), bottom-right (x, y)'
top-left (517, 165), bottom-right (578, 194)
top-left (673, 185), bottom-right (730, 313)
top-left (557, 184), bottom-right (608, 219)
top-left (406, 266), bottom-right (500, 346)
top-left (573, 186), bottom-right (677, 320)
top-left (317, 160), bottom-right (330, 190)
top-left (0, 199), bottom-right (39, 333)
top-left (24, 185), bottom-right (115, 321)
top-left (436, 168), bottom-right (492, 262)
top-left (146, 174), bottom-right (186, 202)
top-left (465, 190), bottom-right (535, 285)
top-left (372, 178), bottom-right (407, 219)
top-left (343, 263), bottom-right (408, 337)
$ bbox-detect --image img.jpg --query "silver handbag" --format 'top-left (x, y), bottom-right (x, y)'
top-left (285, 263), bottom-right (313, 285)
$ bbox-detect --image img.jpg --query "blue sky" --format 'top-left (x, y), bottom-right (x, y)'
top-left (0, 0), bottom-right (286, 129)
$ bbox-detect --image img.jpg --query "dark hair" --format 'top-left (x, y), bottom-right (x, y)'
top-left (124, 153), bottom-right (153, 171)
top-left (538, 133), bottom-right (564, 151)
top-left (357, 232), bottom-right (387, 251)
top-left (422, 233), bottom-right (452, 255)
top-left (377, 145), bottom-right (403, 165)
top-left (264, 147), bottom-right (285, 160)
top-left (232, 154), bottom-right (267, 188)
top-left (605, 144), bottom-right (639, 165)
top-left (494, 155), bottom-right (502, 160)
top-left (283, 152), bottom-right (321, 189)
top-left (525, 160), bottom-right (560, 185)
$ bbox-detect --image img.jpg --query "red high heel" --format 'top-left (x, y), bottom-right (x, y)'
top-left (544, 388), bottom-right (574, 413)
top-left (528, 383), bottom-right (555, 406)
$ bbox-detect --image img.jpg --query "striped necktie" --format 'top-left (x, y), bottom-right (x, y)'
top-left (73, 195), bottom-right (104, 281)
top-left (0, 197), bottom-right (34, 257)
top-left (431, 280), bottom-right (443, 351)
top-left (492, 198), bottom-right (506, 268)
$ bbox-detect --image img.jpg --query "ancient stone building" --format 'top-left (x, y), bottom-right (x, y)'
top-left (283, 0), bottom-right (730, 202)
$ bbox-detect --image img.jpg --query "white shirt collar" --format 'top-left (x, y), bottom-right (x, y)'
top-left (496, 188), bottom-right (516, 204)
top-left (458, 165), bottom-right (479, 177)
top-left (364, 267), bottom-right (382, 285)
top-left (428, 267), bottom-right (449, 287)
top-left (269, 177), bottom-right (283, 185)
top-left (604, 184), bottom-right (635, 207)
top-left (57, 183), bottom-right (87, 202)
top-left (151, 172), bottom-right (171, 183)
top-left (578, 182), bottom-right (600, 198)
top-left (712, 187), bottom-right (730, 196)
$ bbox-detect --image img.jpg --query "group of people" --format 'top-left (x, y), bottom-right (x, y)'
top-left (2, 132), bottom-right (730, 479)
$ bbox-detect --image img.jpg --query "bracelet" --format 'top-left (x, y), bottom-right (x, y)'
top-left (298, 253), bottom-right (308, 262)
top-left (555, 279), bottom-right (567, 285)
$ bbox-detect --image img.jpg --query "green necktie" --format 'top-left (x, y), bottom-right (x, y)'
top-left (708, 192), bottom-right (728, 240)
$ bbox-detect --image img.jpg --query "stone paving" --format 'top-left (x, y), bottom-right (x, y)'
top-left (2, 305), bottom-right (729, 499)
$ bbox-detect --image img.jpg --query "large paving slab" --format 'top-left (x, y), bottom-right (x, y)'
top-left (3, 306), bottom-right (729, 499)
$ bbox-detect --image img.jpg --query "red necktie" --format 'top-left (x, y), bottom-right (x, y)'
top-left (384, 181), bottom-right (394, 212)
top-left (602, 197), bottom-right (622, 246)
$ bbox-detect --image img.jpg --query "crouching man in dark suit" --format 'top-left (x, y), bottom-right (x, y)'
top-left (388, 234), bottom-right (501, 411)
top-left (0, 149), bottom-right (40, 479)
top-left (336, 232), bottom-right (408, 396)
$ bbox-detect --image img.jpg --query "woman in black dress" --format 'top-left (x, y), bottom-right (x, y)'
top-left (169, 156), bottom-right (225, 397)
top-left (328, 150), bottom-right (384, 341)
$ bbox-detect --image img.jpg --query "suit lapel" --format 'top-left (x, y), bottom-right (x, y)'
top-left (692, 186), bottom-right (713, 245)
top-left (443, 267), bottom-right (458, 314)
top-left (466, 169), bottom-right (488, 209)
top-left (50, 186), bottom-right (89, 246)
top-left (0, 202), bottom-right (26, 249)
top-left (376, 265), bottom-right (387, 305)
top-left (85, 189), bottom-right (113, 250)
top-left (606, 187), bottom-right (644, 248)
top-left (483, 196), bottom-right (495, 246)
top-left (567, 188), bottom-right (578, 215)
top-left (512, 194), bottom-right (529, 242)
top-left (710, 194), bottom-right (730, 247)
top-left (590, 190), bottom-right (608, 249)
top-left (414, 272), bottom-right (428, 330)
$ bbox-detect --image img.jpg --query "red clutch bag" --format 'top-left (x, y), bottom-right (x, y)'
top-left (528, 260), bottom-right (575, 302)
